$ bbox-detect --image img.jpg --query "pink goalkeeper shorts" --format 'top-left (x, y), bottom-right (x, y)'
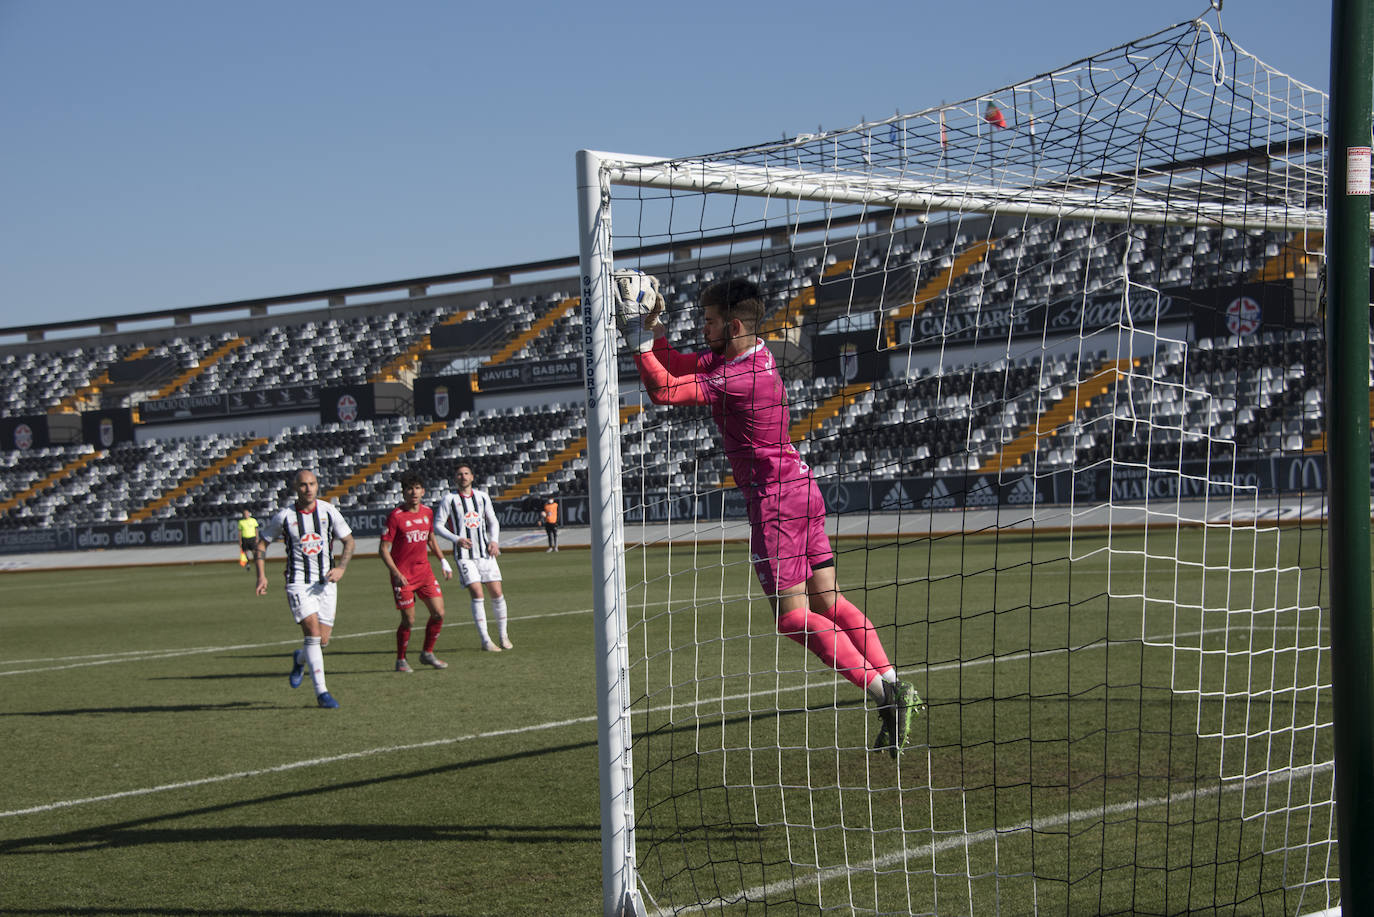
top-left (747, 477), bottom-right (834, 595)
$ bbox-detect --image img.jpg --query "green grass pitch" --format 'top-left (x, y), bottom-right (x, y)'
top-left (621, 524), bottom-right (1334, 915)
top-left (0, 524), bottom-right (1334, 916)
top-left (1, 550), bottom-right (607, 917)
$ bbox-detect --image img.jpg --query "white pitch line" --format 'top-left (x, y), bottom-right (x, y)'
top-left (0, 622), bottom-right (1320, 821)
top-left (0, 591), bottom-right (765, 674)
top-left (0, 712), bottom-right (601, 819)
top-left (0, 612), bottom-right (1328, 820)
top-left (657, 760), bottom-right (1338, 917)
top-left (0, 608), bottom-right (594, 675)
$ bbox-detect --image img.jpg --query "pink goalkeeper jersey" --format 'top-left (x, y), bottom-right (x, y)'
top-left (648, 339), bottom-right (809, 498)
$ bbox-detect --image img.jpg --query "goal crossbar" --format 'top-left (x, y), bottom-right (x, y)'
top-left (596, 154), bottom-right (1326, 232)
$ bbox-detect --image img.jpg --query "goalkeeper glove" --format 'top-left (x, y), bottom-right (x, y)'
top-left (621, 316), bottom-right (656, 353)
top-left (613, 269), bottom-right (663, 318)
top-left (613, 269), bottom-right (664, 353)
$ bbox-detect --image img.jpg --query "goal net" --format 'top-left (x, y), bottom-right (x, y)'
top-left (578, 17), bottom-right (1335, 916)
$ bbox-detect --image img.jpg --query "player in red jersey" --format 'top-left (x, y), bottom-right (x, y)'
top-left (379, 470), bottom-right (452, 672)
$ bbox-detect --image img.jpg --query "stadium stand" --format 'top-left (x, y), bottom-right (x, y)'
top-left (0, 215), bottom-right (1344, 548)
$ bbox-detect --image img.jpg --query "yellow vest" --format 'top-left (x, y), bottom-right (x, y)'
top-left (237, 517), bottom-right (259, 539)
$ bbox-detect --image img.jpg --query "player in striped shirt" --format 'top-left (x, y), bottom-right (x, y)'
top-left (379, 470), bottom-right (451, 672)
top-left (254, 468), bottom-right (355, 709)
top-left (434, 463), bottom-right (513, 652)
top-left (622, 274), bottom-right (922, 757)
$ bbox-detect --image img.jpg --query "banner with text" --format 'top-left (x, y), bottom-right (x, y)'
top-left (477, 357), bottom-right (583, 392)
top-left (141, 386), bottom-right (325, 423)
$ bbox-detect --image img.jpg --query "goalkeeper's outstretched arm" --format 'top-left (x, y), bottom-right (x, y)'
top-left (635, 348), bottom-right (707, 407)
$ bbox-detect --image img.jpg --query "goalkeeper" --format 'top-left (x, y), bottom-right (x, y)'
top-left (618, 272), bottom-right (923, 757)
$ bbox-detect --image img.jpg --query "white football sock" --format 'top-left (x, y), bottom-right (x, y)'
top-left (470, 598), bottom-right (492, 644)
top-left (303, 636), bottom-right (327, 694)
top-left (492, 596), bottom-right (508, 640)
top-left (867, 677), bottom-right (888, 703)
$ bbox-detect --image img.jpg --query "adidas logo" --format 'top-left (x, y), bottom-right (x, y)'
top-left (920, 479), bottom-right (956, 509)
top-left (880, 482), bottom-right (915, 510)
top-left (966, 477), bottom-right (998, 507)
top-left (1006, 475), bottom-right (1041, 505)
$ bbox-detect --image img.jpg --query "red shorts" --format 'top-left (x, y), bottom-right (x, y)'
top-left (392, 570), bottom-right (441, 610)
top-left (747, 477), bottom-right (833, 595)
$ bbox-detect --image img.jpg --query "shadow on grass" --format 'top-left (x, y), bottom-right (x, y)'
top-left (1, 736), bottom-right (603, 856)
top-left (1, 701), bottom-right (273, 716)
top-left (1, 909), bottom-right (418, 917)
top-left (230, 648), bottom-right (392, 662)
top-left (0, 706), bottom-right (823, 857)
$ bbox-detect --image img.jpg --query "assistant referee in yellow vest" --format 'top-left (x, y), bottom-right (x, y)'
top-left (237, 508), bottom-right (259, 568)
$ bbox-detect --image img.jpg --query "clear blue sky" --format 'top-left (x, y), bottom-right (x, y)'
top-left (0, 0), bottom-right (1332, 329)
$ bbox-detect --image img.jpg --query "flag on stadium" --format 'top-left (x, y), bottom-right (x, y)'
top-left (984, 101), bottom-right (1007, 130)
top-left (939, 110), bottom-right (947, 149)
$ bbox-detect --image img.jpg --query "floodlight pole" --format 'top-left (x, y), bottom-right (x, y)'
top-left (576, 149), bottom-right (648, 917)
top-left (1325, 0), bottom-right (1374, 911)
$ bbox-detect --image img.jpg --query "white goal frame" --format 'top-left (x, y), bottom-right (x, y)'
top-left (577, 144), bottom-right (1330, 917)
top-left (576, 19), bottom-right (1342, 913)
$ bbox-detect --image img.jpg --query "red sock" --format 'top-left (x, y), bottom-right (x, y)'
top-left (825, 596), bottom-right (894, 678)
top-left (776, 607), bottom-right (871, 690)
top-left (423, 617), bottom-right (443, 654)
top-left (396, 624), bottom-right (411, 659)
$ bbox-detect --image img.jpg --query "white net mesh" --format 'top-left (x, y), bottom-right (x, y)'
top-left (587, 17), bottom-right (1335, 915)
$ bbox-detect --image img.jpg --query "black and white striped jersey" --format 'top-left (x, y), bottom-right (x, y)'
top-left (434, 489), bottom-right (500, 560)
top-left (260, 500), bottom-right (352, 584)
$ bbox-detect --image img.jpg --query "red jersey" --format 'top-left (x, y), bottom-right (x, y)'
top-left (381, 504), bottom-right (436, 574)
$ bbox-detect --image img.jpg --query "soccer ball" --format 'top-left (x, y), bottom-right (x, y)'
top-left (612, 269), bottom-right (662, 318)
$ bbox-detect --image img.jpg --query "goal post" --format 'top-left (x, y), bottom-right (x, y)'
top-left (579, 16), bottom-right (1349, 916)
top-left (577, 148), bottom-right (649, 917)
top-left (1324, 0), bottom-right (1374, 909)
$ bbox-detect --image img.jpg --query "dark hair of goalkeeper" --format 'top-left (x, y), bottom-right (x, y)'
top-left (700, 277), bottom-right (767, 331)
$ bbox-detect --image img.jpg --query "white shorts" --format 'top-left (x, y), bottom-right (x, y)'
top-left (456, 558), bottom-right (502, 588)
top-left (284, 581), bottom-right (338, 626)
